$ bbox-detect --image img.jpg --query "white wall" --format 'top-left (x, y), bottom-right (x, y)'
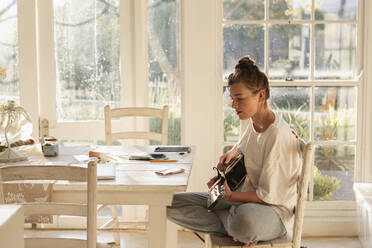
top-left (182, 0), bottom-right (219, 192)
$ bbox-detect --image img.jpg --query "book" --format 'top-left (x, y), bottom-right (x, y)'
top-left (97, 163), bottom-right (116, 180)
top-left (128, 154), bottom-right (153, 160)
top-left (154, 146), bottom-right (191, 153)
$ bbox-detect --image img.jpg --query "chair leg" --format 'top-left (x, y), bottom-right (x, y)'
top-left (110, 205), bottom-right (121, 246)
top-left (193, 232), bottom-right (205, 243)
top-left (205, 234), bottom-right (213, 248)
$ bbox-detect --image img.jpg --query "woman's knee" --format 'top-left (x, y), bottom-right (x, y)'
top-left (226, 204), bottom-right (284, 242)
top-left (227, 209), bottom-right (260, 241)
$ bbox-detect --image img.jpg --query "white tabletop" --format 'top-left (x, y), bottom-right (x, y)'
top-left (2, 144), bottom-right (194, 187)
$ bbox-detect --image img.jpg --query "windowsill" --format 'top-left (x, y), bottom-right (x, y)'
top-left (305, 200), bottom-right (356, 218)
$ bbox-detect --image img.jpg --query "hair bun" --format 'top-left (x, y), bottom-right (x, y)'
top-left (235, 56), bottom-right (256, 71)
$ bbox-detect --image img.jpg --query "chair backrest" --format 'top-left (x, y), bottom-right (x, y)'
top-left (104, 105), bottom-right (169, 145)
top-left (0, 161), bottom-right (97, 248)
top-left (292, 140), bottom-right (313, 248)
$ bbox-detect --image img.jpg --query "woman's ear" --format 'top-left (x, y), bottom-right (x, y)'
top-left (258, 89), bottom-right (266, 102)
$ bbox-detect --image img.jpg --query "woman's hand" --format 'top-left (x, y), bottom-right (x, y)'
top-left (207, 175), bottom-right (218, 189)
top-left (218, 149), bottom-right (238, 171)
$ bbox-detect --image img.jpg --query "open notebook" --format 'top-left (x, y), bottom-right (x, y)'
top-left (73, 155), bottom-right (115, 180)
top-left (97, 163), bottom-right (116, 180)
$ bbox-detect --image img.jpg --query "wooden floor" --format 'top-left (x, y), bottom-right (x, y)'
top-left (25, 229), bottom-right (362, 248)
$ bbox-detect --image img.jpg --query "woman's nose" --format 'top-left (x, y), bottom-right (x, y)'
top-left (231, 100), bottom-right (238, 109)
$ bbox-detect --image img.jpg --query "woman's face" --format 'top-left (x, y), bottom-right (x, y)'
top-left (229, 82), bottom-right (264, 120)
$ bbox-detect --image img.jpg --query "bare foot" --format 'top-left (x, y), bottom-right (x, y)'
top-left (245, 241), bottom-right (257, 247)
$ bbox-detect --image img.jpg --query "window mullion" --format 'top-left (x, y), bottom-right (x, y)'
top-left (134, 0), bottom-right (148, 108)
top-left (355, 0), bottom-right (364, 183)
top-left (310, 0), bottom-right (315, 81)
top-left (308, 0), bottom-right (315, 201)
top-left (17, 0), bottom-right (39, 138)
top-left (223, 20), bottom-right (357, 25)
top-left (269, 81), bottom-right (360, 87)
top-left (120, 0), bottom-right (135, 108)
top-left (309, 85), bottom-right (315, 201)
top-left (264, 0), bottom-right (269, 76)
top-left (37, 0), bottom-right (56, 127)
top-left (216, 0), bottom-right (225, 154)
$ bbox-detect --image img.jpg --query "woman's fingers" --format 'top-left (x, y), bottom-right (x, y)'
top-left (218, 155), bottom-right (227, 169)
top-left (207, 176), bottom-right (218, 188)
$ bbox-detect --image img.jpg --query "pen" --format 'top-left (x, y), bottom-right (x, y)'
top-left (150, 160), bottom-right (178, 163)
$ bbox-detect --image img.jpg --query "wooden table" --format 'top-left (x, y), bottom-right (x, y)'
top-left (5, 145), bottom-right (194, 248)
top-left (0, 205), bottom-right (24, 248)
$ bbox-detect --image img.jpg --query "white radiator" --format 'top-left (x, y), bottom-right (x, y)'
top-left (354, 183), bottom-right (372, 248)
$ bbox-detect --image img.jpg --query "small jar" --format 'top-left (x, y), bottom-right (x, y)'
top-left (41, 137), bottom-right (59, 157)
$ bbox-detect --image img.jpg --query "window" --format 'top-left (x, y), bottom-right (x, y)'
top-left (53, 0), bottom-right (120, 121)
top-left (148, 0), bottom-right (181, 145)
top-left (221, 0), bottom-right (359, 201)
top-left (0, 0), bottom-right (18, 104)
top-left (33, 0), bottom-right (182, 144)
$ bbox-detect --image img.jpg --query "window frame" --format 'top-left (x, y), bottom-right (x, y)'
top-left (217, 0), bottom-right (364, 212)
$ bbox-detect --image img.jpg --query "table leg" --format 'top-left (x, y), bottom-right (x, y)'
top-left (166, 219), bottom-right (178, 247)
top-left (148, 205), bottom-right (166, 248)
top-left (148, 205), bottom-right (177, 248)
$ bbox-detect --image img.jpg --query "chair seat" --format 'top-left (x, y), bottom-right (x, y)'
top-left (207, 234), bottom-right (292, 248)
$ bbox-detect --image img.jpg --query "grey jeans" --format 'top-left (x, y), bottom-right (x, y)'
top-left (166, 192), bottom-right (286, 243)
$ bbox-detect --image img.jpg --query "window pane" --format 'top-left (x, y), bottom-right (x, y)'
top-left (223, 86), bottom-right (240, 142)
top-left (148, 0), bottom-right (180, 145)
top-left (314, 144), bottom-right (355, 201)
top-left (314, 87), bottom-right (356, 141)
top-left (223, 24), bottom-right (265, 80)
top-left (315, 0), bottom-right (357, 20)
top-left (269, 0), bottom-right (311, 20)
top-left (270, 87), bottom-right (311, 141)
top-left (53, 0), bottom-right (120, 121)
top-left (223, 0), bottom-right (264, 21)
top-left (0, 0), bottom-right (19, 104)
top-left (269, 24), bottom-right (310, 80)
top-left (315, 24), bottom-right (357, 80)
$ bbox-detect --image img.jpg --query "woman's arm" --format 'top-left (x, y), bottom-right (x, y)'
top-left (223, 180), bottom-right (268, 205)
top-left (228, 191), bottom-right (267, 205)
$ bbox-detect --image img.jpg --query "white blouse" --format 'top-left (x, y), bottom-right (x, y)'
top-left (237, 112), bottom-right (302, 232)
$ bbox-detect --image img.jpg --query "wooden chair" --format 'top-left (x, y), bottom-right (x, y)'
top-left (205, 140), bottom-right (314, 248)
top-left (100, 105), bottom-right (169, 245)
top-left (104, 105), bottom-right (169, 145)
top-left (0, 161), bottom-right (112, 248)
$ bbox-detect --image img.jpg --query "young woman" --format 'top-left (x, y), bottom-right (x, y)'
top-left (167, 56), bottom-right (301, 246)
